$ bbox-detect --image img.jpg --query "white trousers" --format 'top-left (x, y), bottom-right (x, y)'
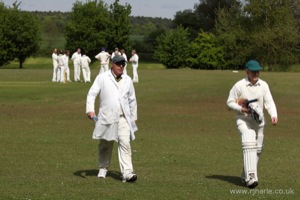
top-left (74, 63), bottom-right (81, 81)
top-left (132, 65), bottom-right (138, 83)
top-left (99, 64), bottom-right (109, 74)
top-left (237, 118), bottom-right (264, 181)
top-left (52, 64), bottom-right (58, 82)
top-left (65, 66), bottom-right (71, 81)
top-left (82, 66), bottom-right (91, 82)
top-left (98, 117), bottom-right (134, 176)
top-left (59, 66), bottom-right (65, 83)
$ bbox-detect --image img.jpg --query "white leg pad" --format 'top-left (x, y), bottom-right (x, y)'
top-left (241, 130), bottom-right (257, 181)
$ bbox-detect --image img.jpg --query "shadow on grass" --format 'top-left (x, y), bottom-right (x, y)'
top-left (73, 169), bottom-right (122, 181)
top-left (205, 175), bottom-right (245, 187)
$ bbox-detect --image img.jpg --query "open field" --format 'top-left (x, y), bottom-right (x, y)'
top-left (0, 66), bottom-right (299, 200)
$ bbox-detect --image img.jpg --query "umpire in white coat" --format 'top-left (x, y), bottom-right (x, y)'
top-left (86, 55), bottom-right (138, 182)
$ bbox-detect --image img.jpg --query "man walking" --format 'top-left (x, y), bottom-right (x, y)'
top-left (227, 60), bottom-right (278, 188)
top-left (71, 48), bottom-right (82, 82)
top-left (95, 47), bottom-right (111, 74)
top-left (86, 55), bottom-right (138, 182)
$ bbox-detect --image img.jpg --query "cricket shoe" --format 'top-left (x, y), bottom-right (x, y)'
top-left (246, 173), bottom-right (258, 189)
top-left (97, 168), bottom-right (107, 178)
top-left (122, 173), bottom-right (137, 183)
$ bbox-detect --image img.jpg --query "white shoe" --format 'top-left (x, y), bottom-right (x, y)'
top-left (97, 168), bottom-right (107, 178)
top-left (122, 173), bottom-right (137, 183)
top-left (246, 173), bottom-right (258, 188)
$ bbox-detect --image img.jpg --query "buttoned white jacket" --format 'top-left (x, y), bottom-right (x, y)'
top-left (86, 71), bottom-right (138, 141)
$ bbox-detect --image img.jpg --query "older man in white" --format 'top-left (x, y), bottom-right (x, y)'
top-left (86, 55), bottom-right (138, 183)
top-left (95, 47), bottom-right (111, 74)
top-left (227, 60), bottom-right (278, 188)
top-left (80, 54), bottom-right (91, 83)
top-left (71, 48), bottom-right (82, 82)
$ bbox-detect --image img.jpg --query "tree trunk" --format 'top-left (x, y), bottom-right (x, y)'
top-left (19, 59), bottom-right (23, 69)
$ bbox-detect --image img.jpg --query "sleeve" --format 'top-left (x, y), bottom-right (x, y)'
top-left (95, 53), bottom-right (100, 60)
top-left (86, 75), bottom-right (101, 114)
top-left (263, 83), bottom-right (278, 118)
top-left (226, 84), bottom-right (243, 113)
top-left (128, 81), bottom-right (138, 120)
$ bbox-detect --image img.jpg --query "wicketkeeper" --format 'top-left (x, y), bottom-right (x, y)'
top-left (227, 60), bottom-right (278, 188)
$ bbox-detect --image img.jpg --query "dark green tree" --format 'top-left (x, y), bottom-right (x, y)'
top-left (64, 0), bottom-right (110, 58)
top-left (154, 26), bottom-right (191, 68)
top-left (108, 0), bottom-right (131, 50)
top-left (0, 2), bottom-right (40, 68)
top-left (187, 32), bottom-right (225, 69)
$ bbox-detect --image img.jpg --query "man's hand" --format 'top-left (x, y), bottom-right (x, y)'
top-left (272, 117), bottom-right (278, 125)
top-left (87, 112), bottom-right (95, 119)
top-left (241, 107), bottom-right (250, 114)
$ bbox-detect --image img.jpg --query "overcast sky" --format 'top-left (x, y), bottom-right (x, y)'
top-left (2, 0), bottom-right (200, 19)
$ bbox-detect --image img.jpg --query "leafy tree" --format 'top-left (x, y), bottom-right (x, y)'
top-left (65, 0), bottom-right (110, 58)
top-left (216, 0), bottom-right (300, 70)
top-left (65, 0), bottom-right (131, 59)
top-left (154, 26), bottom-right (191, 68)
top-left (0, 2), bottom-right (40, 68)
top-left (108, 0), bottom-right (132, 50)
top-left (187, 32), bottom-right (225, 69)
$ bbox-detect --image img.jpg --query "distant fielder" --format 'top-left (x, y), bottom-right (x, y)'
top-left (129, 49), bottom-right (139, 83)
top-left (227, 60), bottom-right (278, 188)
top-left (95, 47), bottom-right (111, 74)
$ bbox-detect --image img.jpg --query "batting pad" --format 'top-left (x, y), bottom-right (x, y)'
top-left (241, 131), bottom-right (258, 181)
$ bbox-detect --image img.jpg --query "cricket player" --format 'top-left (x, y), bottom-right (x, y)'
top-left (95, 47), bottom-right (111, 74)
top-left (63, 50), bottom-right (71, 82)
top-left (227, 60), bottom-right (278, 188)
top-left (80, 53), bottom-right (91, 83)
top-left (129, 49), bottom-right (139, 83)
top-left (71, 48), bottom-right (82, 82)
top-left (52, 48), bottom-right (58, 82)
top-left (57, 51), bottom-right (65, 83)
top-left (86, 55), bottom-right (138, 183)
top-left (120, 48), bottom-right (128, 75)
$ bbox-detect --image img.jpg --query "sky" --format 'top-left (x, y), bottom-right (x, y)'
top-left (2, 0), bottom-right (200, 19)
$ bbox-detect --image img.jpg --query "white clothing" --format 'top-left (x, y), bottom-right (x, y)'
top-left (111, 51), bottom-right (120, 59)
top-left (71, 52), bottom-right (81, 81)
top-left (52, 53), bottom-right (58, 82)
top-left (98, 116), bottom-right (134, 176)
top-left (63, 55), bottom-right (71, 81)
top-left (130, 54), bottom-right (139, 83)
top-left (80, 55), bottom-right (91, 83)
top-left (95, 51), bottom-right (110, 74)
top-left (86, 70), bottom-right (138, 177)
top-left (86, 70), bottom-right (138, 141)
top-left (227, 77), bottom-right (277, 182)
top-left (121, 53), bottom-right (128, 75)
top-left (57, 54), bottom-right (65, 82)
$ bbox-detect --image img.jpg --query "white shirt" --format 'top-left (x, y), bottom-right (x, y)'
top-left (71, 52), bottom-right (81, 65)
top-left (227, 77), bottom-right (277, 119)
top-left (63, 55), bottom-right (69, 68)
top-left (130, 54), bottom-right (139, 67)
top-left (86, 71), bottom-right (138, 141)
top-left (95, 51), bottom-right (110, 65)
top-left (80, 55), bottom-right (91, 68)
top-left (52, 53), bottom-right (58, 65)
top-left (57, 54), bottom-right (64, 67)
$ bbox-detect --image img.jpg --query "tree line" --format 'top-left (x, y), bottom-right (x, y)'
top-left (0, 0), bottom-right (299, 70)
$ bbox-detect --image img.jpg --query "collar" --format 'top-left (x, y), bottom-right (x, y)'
top-left (245, 77), bottom-right (261, 86)
top-left (111, 70), bottom-right (123, 82)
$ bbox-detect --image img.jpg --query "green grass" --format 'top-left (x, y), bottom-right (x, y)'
top-left (0, 67), bottom-right (299, 200)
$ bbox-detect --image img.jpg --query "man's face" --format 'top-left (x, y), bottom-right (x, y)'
top-left (247, 69), bottom-right (260, 84)
top-left (77, 48), bottom-right (81, 53)
top-left (112, 61), bottom-right (126, 76)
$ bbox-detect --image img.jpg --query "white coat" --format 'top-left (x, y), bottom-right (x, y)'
top-left (86, 70), bottom-right (138, 141)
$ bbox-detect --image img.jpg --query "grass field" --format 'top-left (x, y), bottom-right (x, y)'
top-left (0, 65), bottom-right (299, 200)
